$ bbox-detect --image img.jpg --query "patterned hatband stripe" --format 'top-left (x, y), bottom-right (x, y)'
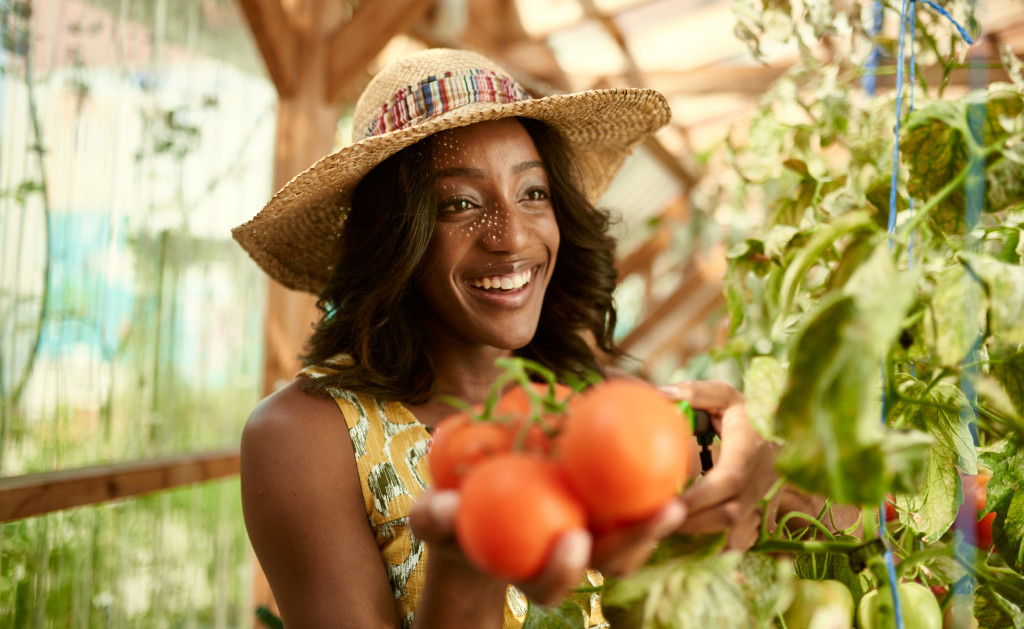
top-left (363, 68), bottom-right (532, 139)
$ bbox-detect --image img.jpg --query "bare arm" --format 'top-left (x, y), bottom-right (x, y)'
top-left (241, 379), bottom-right (401, 628)
top-left (241, 379), bottom-right (515, 628)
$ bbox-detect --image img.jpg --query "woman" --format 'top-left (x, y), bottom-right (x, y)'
top-left (234, 48), bottom-right (778, 628)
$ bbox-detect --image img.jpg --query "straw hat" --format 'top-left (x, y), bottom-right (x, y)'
top-left (233, 48), bottom-right (671, 295)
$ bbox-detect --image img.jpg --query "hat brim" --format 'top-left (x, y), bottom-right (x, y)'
top-left (232, 87), bottom-right (671, 295)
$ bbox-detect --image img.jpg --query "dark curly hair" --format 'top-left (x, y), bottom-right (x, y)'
top-left (301, 117), bottom-right (621, 402)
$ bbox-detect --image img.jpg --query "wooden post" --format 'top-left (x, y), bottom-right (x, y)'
top-left (234, 0), bottom-right (436, 622)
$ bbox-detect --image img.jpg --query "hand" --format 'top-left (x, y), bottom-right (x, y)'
top-left (409, 488), bottom-right (590, 605)
top-left (660, 380), bottom-right (781, 550)
top-left (409, 489), bottom-right (686, 605)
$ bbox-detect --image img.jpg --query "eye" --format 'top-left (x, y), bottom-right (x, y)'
top-left (523, 187), bottom-right (550, 202)
top-left (438, 196), bottom-right (477, 214)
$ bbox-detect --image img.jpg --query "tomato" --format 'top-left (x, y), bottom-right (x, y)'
top-left (556, 379), bottom-right (693, 530)
top-left (493, 382), bottom-right (575, 419)
top-left (942, 594), bottom-right (979, 629)
top-left (954, 473), bottom-right (995, 550)
top-left (428, 412), bottom-right (513, 489)
top-left (455, 453), bottom-right (586, 581)
top-left (492, 382), bottom-right (572, 455)
top-left (883, 494), bottom-right (898, 523)
top-left (782, 579), bottom-right (854, 629)
top-left (858, 582), bottom-right (942, 629)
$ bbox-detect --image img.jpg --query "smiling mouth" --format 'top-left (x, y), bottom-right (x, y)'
top-left (467, 267), bottom-right (534, 292)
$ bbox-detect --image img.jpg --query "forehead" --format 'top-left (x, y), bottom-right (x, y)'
top-left (431, 118), bottom-right (541, 166)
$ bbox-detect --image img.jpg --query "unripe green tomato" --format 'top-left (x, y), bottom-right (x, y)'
top-left (782, 579), bottom-right (854, 629)
top-left (858, 582), bottom-right (942, 629)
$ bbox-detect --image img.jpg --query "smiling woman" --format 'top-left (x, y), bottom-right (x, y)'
top-left (232, 48), bottom-right (779, 629)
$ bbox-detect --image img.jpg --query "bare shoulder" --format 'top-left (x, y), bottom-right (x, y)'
top-left (241, 377), bottom-right (348, 462)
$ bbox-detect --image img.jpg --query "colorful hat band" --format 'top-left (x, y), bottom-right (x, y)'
top-left (362, 68), bottom-right (532, 139)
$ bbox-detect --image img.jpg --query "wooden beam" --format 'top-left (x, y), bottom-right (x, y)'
top-left (324, 0), bottom-right (437, 103)
top-left (618, 268), bottom-right (705, 352)
top-left (0, 450), bottom-right (240, 522)
top-left (645, 290), bottom-right (725, 366)
top-left (235, 0), bottom-right (300, 96)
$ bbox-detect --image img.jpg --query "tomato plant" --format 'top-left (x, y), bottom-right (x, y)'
top-left (858, 582), bottom-right (942, 629)
top-left (455, 453), bottom-right (586, 581)
top-left (781, 579), bottom-right (854, 629)
top-left (556, 379), bottom-right (693, 529)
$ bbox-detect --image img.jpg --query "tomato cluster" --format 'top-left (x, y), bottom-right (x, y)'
top-left (954, 473), bottom-right (995, 550)
top-left (428, 379), bottom-right (694, 581)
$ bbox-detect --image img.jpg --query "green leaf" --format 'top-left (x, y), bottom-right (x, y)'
top-left (772, 211), bottom-right (876, 338)
top-left (602, 551), bottom-right (790, 629)
top-left (774, 244), bottom-right (925, 504)
top-left (974, 585), bottom-right (1024, 629)
top-left (255, 607), bottom-right (284, 629)
top-left (890, 376), bottom-right (978, 542)
top-left (975, 374), bottom-right (1024, 434)
top-left (991, 345), bottom-right (1024, 418)
top-left (743, 355), bottom-right (787, 442)
top-left (842, 243), bottom-right (921, 356)
top-left (736, 553), bottom-right (793, 623)
top-left (927, 263), bottom-right (987, 366)
top-left (903, 89), bottom-right (1024, 229)
top-left (979, 434), bottom-right (1024, 571)
top-left (522, 599), bottom-right (587, 629)
top-left (903, 103), bottom-right (968, 233)
top-left (961, 253), bottom-right (1024, 344)
top-left (774, 294), bottom-right (887, 503)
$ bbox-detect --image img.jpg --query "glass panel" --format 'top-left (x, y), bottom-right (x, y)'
top-left (0, 0), bottom-right (274, 475)
top-left (0, 479), bottom-right (252, 628)
top-left (1, 0), bottom-right (275, 625)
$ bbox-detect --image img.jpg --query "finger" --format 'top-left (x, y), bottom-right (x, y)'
top-left (725, 509), bottom-right (763, 551)
top-left (592, 500), bottom-right (686, 577)
top-left (517, 529), bottom-right (591, 606)
top-left (409, 489), bottom-right (459, 543)
top-left (677, 499), bottom-right (746, 535)
top-left (681, 467), bottom-right (745, 515)
top-left (660, 380), bottom-right (743, 415)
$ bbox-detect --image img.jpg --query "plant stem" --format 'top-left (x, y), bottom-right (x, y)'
top-left (751, 539), bottom-right (864, 554)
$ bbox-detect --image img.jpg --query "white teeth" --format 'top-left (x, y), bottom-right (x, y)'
top-left (470, 268), bottom-right (533, 291)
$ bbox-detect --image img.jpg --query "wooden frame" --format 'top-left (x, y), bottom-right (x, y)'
top-left (0, 449), bottom-right (240, 523)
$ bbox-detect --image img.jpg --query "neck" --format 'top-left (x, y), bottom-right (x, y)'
top-left (406, 340), bottom-right (515, 428)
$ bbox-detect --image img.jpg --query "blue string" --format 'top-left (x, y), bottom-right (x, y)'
top-left (882, 1), bottom-right (974, 626)
top-left (863, 1), bottom-right (885, 95)
top-left (918, 0), bottom-right (975, 44)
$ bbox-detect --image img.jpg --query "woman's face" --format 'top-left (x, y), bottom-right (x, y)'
top-left (415, 118), bottom-right (560, 353)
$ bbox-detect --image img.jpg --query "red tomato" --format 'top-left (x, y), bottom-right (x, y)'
top-left (493, 382), bottom-right (575, 419)
top-left (556, 379), bottom-right (693, 530)
top-left (883, 494), bottom-right (898, 523)
top-left (953, 473), bottom-right (995, 550)
top-left (455, 453), bottom-right (586, 581)
top-left (492, 382), bottom-right (573, 455)
top-left (428, 412), bottom-right (512, 489)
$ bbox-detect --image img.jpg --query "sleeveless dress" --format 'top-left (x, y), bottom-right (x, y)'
top-left (301, 359), bottom-right (608, 629)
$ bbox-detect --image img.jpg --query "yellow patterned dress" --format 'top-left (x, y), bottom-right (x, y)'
top-left (301, 359), bottom-right (607, 629)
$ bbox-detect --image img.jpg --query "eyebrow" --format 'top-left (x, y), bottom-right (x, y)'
top-left (434, 160), bottom-right (546, 179)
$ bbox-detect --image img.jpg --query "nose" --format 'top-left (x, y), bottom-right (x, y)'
top-left (477, 199), bottom-right (530, 253)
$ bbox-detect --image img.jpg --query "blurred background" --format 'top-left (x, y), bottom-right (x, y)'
top-left (0, 0), bottom-right (1020, 626)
